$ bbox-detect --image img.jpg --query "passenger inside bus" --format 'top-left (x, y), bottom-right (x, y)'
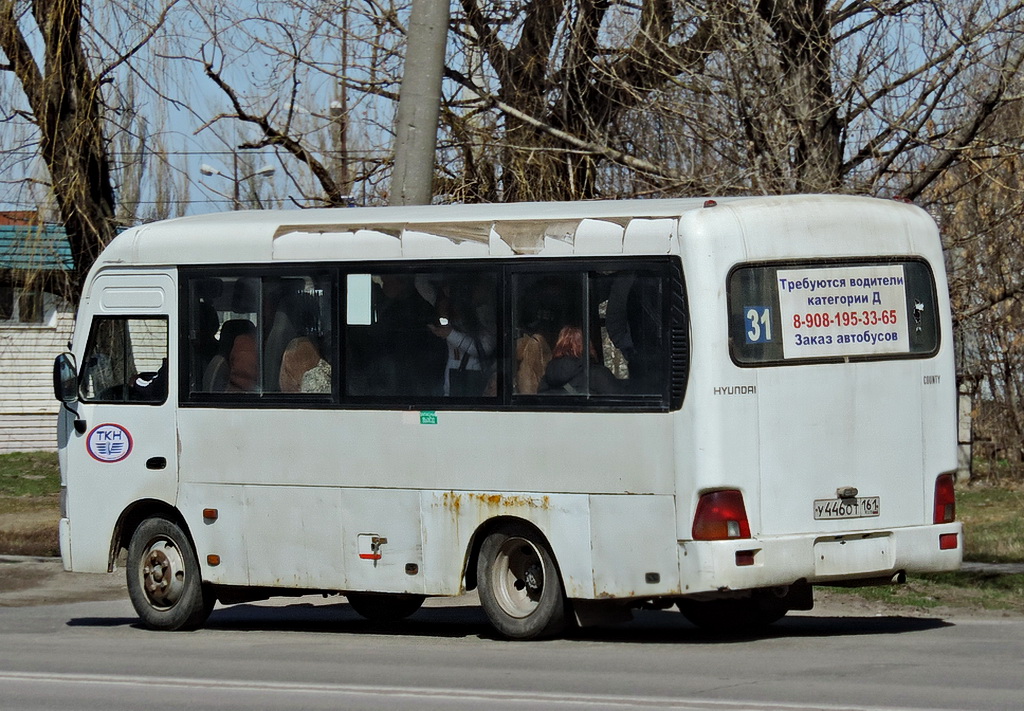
top-left (418, 274), bottom-right (496, 397)
top-left (300, 355), bottom-right (331, 393)
top-left (375, 275), bottom-right (446, 396)
top-left (226, 332), bottom-right (258, 392)
top-left (279, 336), bottom-right (320, 392)
top-left (279, 336), bottom-right (331, 394)
top-left (515, 329), bottom-right (552, 395)
top-left (539, 326), bottom-right (625, 395)
top-left (202, 319), bottom-right (256, 392)
top-left (513, 279), bottom-right (565, 394)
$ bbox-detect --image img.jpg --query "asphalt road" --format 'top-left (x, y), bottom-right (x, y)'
top-left (1, 578), bottom-right (1023, 711)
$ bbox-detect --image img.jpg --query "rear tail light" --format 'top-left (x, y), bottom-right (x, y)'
top-left (933, 473), bottom-right (956, 524)
top-left (693, 490), bottom-right (751, 540)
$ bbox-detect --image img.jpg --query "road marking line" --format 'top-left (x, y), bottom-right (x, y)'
top-left (0, 670), bottom-right (946, 711)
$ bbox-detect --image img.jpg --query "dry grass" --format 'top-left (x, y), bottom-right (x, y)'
top-left (957, 482), bottom-right (1024, 563)
top-left (0, 501), bottom-right (60, 557)
top-left (0, 452), bottom-right (60, 557)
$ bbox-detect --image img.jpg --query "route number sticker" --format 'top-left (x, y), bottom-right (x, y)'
top-left (744, 306), bottom-right (772, 344)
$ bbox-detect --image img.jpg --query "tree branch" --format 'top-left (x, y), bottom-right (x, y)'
top-left (900, 45), bottom-right (1024, 200)
top-left (203, 61), bottom-right (346, 207)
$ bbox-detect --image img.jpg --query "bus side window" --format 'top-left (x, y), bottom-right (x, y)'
top-left (188, 277), bottom-right (258, 394)
top-left (518, 269), bottom-right (666, 398)
top-left (80, 317), bottom-right (168, 404)
top-left (186, 274), bottom-right (332, 398)
top-left (512, 273), bottom-right (582, 395)
top-left (598, 271), bottom-right (665, 396)
top-left (344, 270), bottom-right (497, 399)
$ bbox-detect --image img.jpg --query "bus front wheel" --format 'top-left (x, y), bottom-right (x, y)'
top-left (477, 524), bottom-right (567, 640)
top-left (126, 517), bottom-right (214, 631)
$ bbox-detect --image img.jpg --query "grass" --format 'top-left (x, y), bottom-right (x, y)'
top-left (956, 483), bottom-right (1024, 563)
top-left (828, 572), bottom-right (1024, 615)
top-left (0, 451), bottom-right (60, 557)
top-left (0, 451), bottom-right (60, 497)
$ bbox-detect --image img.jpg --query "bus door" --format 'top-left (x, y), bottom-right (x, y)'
top-left (65, 273), bottom-right (178, 571)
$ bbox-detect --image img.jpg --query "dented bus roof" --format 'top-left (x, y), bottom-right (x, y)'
top-left (91, 195), bottom-right (936, 271)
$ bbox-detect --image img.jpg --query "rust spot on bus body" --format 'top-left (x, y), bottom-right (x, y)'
top-left (441, 490), bottom-right (461, 514)
top-left (442, 491), bottom-right (552, 511)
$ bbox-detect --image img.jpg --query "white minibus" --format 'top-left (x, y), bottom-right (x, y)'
top-left (53, 195), bottom-right (962, 639)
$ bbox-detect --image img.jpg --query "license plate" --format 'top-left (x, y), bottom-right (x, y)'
top-left (813, 496), bottom-right (880, 520)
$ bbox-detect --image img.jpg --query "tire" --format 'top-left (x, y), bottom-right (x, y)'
top-left (346, 592), bottom-right (425, 621)
top-left (477, 523), bottom-right (567, 640)
top-left (677, 598), bottom-right (787, 633)
top-left (126, 517), bottom-right (215, 631)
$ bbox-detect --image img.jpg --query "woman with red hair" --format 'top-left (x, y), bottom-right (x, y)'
top-left (539, 326), bottom-right (624, 395)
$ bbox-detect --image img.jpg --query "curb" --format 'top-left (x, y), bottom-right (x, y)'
top-left (0, 555), bottom-right (59, 564)
top-left (959, 561), bottom-right (1024, 575)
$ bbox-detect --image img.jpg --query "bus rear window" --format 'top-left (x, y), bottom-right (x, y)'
top-left (727, 259), bottom-right (940, 365)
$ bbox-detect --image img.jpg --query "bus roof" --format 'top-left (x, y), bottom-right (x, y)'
top-left (92, 195), bottom-right (933, 271)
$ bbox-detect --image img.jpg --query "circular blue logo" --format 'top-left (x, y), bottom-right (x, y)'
top-left (86, 423), bottom-right (133, 463)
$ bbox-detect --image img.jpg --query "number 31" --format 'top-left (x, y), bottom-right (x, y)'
top-left (745, 306), bottom-right (772, 343)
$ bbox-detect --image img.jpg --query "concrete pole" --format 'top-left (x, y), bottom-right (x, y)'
top-left (391, 0), bottom-right (450, 206)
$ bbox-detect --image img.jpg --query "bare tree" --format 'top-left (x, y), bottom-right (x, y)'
top-left (0, 0), bottom-right (181, 295)
top-left (434, 1), bottom-right (1024, 201)
top-left (179, 0), bottom-right (401, 208)
top-left (930, 94), bottom-right (1024, 478)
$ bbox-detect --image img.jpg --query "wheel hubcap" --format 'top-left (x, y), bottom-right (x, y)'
top-left (492, 538), bottom-right (545, 618)
top-left (139, 539), bottom-right (186, 610)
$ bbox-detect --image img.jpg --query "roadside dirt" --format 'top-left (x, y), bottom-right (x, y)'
top-left (0, 506), bottom-right (60, 557)
top-left (0, 556), bottom-right (125, 607)
top-left (810, 586), bottom-right (1023, 621)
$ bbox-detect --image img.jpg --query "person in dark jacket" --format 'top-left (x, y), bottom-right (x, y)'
top-left (539, 326), bottom-right (624, 395)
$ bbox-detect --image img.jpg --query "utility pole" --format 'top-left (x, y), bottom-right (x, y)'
top-left (334, 0), bottom-right (352, 202)
top-left (391, 0), bottom-right (450, 206)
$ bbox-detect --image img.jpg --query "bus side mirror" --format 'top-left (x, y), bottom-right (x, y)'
top-left (53, 353), bottom-right (79, 404)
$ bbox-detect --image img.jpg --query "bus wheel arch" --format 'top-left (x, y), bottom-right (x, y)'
top-left (464, 516), bottom-right (550, 591)
top-left (473, 518), bottom-right (569, 640)
top-left (110, 500), bottom-right (187, 571)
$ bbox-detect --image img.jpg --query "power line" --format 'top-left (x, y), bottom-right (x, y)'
top-left (0, 149), bottom-right (388, 158)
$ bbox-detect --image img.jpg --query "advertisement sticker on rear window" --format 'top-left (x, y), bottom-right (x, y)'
top-left (727, 259), bottom-right (939, 366)
top-left (776, 265), bottom-right (910, 360)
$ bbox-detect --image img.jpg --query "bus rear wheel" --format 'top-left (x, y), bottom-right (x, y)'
top-left (677, 598), bottom-right (787, 633)
top-left (477, 523), bottom-right (567, 640)
top-left (346, 592), bottom-right (425, 621)
top-left (126, 517), bottom-right (214, 631)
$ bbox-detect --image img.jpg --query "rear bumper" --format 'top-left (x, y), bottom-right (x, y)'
top-left (678, 522), bottom-right (963, 595)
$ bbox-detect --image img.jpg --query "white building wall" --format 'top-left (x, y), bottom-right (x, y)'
top-left (0, 305), bottom-right (74, 453)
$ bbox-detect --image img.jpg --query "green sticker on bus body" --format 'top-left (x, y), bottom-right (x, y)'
top-left (420, 411), bottom-right (438, 425)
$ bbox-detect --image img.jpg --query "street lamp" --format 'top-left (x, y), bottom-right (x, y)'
top-left (199, 160), bottom-right (276, 210)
